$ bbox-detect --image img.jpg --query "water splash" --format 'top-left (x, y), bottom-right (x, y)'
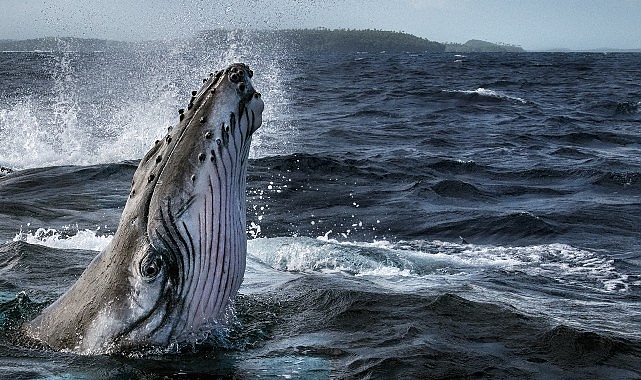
top-left (197, 30), bottom-right (298, 159)
top-left (247, 236), bottom-right (631, 293)
top-left (0, 33), bottom-right (294, 170)
top-left (13, 227), bottom-right (112, 252)
top-left (444, 87), bottom-right (527, 104)
top-left (0, 44), bottom-right (88, 168)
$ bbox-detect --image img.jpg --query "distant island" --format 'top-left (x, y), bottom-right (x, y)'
top-left (262, 29), bottom-right (447, 53)
top-left (0, 29), bottom-right (525, 53)
top-left (444, 39), bottom-right (524, 53)
top-left (0, 36), bottom-right (128, 52)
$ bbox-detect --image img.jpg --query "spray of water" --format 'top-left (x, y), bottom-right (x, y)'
top-left (0, 32), bottom-right (295, 170)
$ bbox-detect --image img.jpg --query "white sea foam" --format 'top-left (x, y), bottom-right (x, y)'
top-left (248, 236), bottom-right (630, 293)
top-left (10, 225), bottom-right (629, 294)
top-left (13, 227), bottom-right (112, 251)
top-left (445, 87), bottom-right (527, 104)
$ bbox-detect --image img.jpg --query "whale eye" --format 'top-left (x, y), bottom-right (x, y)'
top-left (140, 254), bottom-right (163, 280)
top-left (143, 263), bottom-right (158, 277)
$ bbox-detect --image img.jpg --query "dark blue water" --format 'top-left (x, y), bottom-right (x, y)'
top-left (0, 35), bottom-right (640, 378)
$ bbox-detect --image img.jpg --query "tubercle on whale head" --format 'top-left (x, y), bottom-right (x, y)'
top-left (23, 63), bottom-right (264, 354)
top-left (132, 63), bottom-right (263, 213)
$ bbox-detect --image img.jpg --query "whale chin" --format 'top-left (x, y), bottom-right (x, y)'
top-left (23, 63), bottom-right (264, 354)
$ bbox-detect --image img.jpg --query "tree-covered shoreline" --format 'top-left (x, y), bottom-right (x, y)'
top-left (0, 29), bottom-right (525, 53)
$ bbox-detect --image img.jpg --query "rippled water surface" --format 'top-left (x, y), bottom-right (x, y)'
top-left (1, 38), bottom-right (640, 378)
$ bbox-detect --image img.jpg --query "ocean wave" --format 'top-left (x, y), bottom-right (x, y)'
top-left (2, 228), bottom-right (638, 365)
top-left (442, 87), bottom-right (527, 104)
top-left (536, 324), bottom-right (639, 366)
top-left (593, 171), bottom-right (641, 189)
top-left (247, 236), bottom-right (631, 293)
top-left (495, 184), bottom-right (572, 197)
top-left (251, 153), bottom-right (364, 176)
top-left (249, 153), bottom-right (419, 182)
top-left (550, 146), bottom-right (593, 159)
top-left (539, 130), bottom-right (639, 146)
top-left (4, 269), bottom-right (638, 378)
top-left (12, 227), bottom-right (111, 252)
top-left (396, 239), bottom-right (630, 292)
top-left (0, 163), bottom-right (134, 216)
top-left (614, 101), bottom-right (640, 115)
top-left (426, 159), bottom-right (488, 175)
top-left (588, 100), bottom-right (641, 116)
top-left (243, 275), bottom-right (641, 378)
top-left (421, 211), bottom-right (558, 241)
top-left (430, 179), bottom-right (491, 199)
top-left (22, 228), bottom-right (624, 294)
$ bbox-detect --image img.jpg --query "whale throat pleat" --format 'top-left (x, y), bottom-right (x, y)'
top-left (154, 123), bottom-right (248, 339)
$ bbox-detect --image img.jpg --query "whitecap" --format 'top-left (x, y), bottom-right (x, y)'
top-left (444, 87), bottom-right (527, 104)
top-left (13, 227), bottom-right (112, 251)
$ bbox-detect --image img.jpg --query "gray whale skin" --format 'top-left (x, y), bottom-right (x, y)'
top-left (23, 63), bottom-right (263, 354)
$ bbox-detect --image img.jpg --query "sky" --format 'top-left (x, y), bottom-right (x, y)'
top-left (1, 0), bottom-right (640, 51)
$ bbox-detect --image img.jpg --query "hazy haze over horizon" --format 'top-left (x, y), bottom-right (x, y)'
top-left (1, 0), bottom-right (640, 51)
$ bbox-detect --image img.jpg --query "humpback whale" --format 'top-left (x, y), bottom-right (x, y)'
top-left (23, 63), bottom-right (263, 354)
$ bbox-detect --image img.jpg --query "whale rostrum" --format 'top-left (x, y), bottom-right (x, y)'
top-left (23, 63), bottom-right (264, 354)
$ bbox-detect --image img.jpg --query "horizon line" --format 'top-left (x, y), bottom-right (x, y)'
top-left (1, 28), bottom-right (640, 53)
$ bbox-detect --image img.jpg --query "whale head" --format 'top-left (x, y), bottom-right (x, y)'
top-left (24, 63), bottom-right (263, 353)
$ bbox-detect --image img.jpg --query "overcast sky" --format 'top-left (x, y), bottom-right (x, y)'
top-left (2, 0), bottom-right (640, 50)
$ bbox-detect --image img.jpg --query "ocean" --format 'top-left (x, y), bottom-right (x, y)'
top-left (0, 34), bottom-right (640, 378)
